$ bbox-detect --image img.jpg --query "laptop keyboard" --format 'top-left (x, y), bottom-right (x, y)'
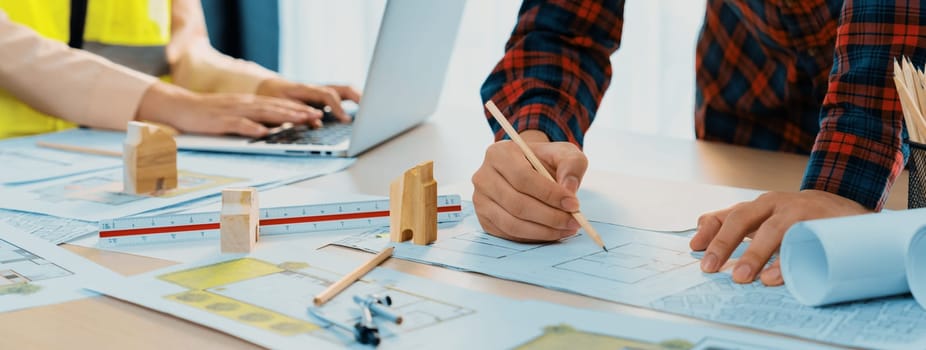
top-left (249, 123), bottom-right (352, 145)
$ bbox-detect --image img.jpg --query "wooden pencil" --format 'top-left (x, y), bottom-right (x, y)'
top-left (36, 141), bottom-right (122, 157)
top-left (313, 246), bottom-right (395, 306)
top-left (484, 101), bottom-right (608, 252)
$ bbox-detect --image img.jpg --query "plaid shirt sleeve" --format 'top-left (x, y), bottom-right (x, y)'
top-left (800, 0), bottom-right (917, 210)
top-left (480, 0), bottom-right (624, 147)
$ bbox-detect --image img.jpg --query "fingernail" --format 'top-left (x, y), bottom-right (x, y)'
top-left (560, 197), bottom-right (580, 212)
top-left (701, 253), bottom-right (718, 272)
top-left (733, 264), bottom-right (753, 282)
top-left (562, 176), bottom-right (580, 193)
top-left (566, 218), bottom-right (580, 230)
top-left (764, 265), bottom-right (781, 280)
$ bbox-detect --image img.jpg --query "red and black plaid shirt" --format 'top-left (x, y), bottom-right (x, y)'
top-left (482, 0), bottom-right (920, 210)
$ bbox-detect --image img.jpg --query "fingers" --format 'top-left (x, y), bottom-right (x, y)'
top-left (473, 191), bottom-right (573, 242)
top-left (690, 207), bottom-right (732, 251)
top-left (731, 213), bottom-right (790, 283)
top-left (238, 95), bottom-right (322, 125)
top-left (700, 200), bottom-right (773, 274)
top-left (220, 117), bottom-right (268, 138)
top-left (328, 85), bottom-right (362, 102)
top-left (489, 141), bottom-right (580, 212)
top-left (286, 85), bottom-right (351, 123)
top-left (540, 144), bottom-right (587, 194)
top-left (474, 162), bottom-right (579, 232)
top-left (760, 260), bottom-right (784, 286)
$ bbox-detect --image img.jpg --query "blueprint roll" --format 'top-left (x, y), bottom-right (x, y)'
top-left (907, 225), bottom-right (926, 309)
top-left (781, 209), bottom-right (926, 307)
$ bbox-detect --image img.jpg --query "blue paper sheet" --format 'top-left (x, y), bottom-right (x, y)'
top-left (86, 237), bottom-right (833, 349)
top-left (333, 208), bottom-right (926, 350)
top-left (0, 129), bottom-right (123, 185)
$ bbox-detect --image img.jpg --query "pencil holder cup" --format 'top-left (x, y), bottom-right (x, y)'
top-left (910, 141), bottom-right (926, 209)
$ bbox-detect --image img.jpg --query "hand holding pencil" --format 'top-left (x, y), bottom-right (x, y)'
top-left (470, 101), bottom-right (606, 250)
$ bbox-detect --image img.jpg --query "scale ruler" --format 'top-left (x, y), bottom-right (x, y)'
top-left (98, 195), bottom-right (463, 247)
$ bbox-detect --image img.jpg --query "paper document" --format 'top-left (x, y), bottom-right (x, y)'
top-left (781, 208), bottom-right (926, 307)
top-left (0, 209), bottom-right (97, 244)
top-left (87, 238), bottom-right (831, 349)
top-left (0, 222), bottom-right (119, 313)
top-left (0, 129), bottom-right (123, 185)
top-left (0, 155), bottom-right (347, 221)
top-left (333, 207), bottom-right (926, 350)
top-left (907, 226), bottom-right (926, 309)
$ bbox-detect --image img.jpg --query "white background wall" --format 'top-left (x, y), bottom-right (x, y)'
top-left (279, 0), bottom-right (706, 140)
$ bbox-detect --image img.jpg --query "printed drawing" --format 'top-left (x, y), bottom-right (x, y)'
top-left (158, 258), bottom-right (475, 345)
top-left (553, 242), bottom-right (699, 284)
top-left (0, 238), bottom-right (74, 295)
top-left (30, 170), bottom-right (244, 205)
top-left (515, 324), bottom-right (691, 350)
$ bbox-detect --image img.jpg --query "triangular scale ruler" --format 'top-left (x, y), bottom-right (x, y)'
top-left (98, 195), bottom-right (463, 247)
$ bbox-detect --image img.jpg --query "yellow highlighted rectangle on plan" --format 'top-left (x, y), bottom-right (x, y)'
top-left (158, 258), bottom-right (283, 289)
top-left (165, 290), bottom-right (318, 336)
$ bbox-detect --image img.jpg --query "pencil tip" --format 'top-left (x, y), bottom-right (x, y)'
top-left (602, 246), bottom-right (608, 252)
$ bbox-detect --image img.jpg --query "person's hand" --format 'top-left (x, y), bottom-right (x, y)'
top-left (690, 189), bottom-right (872, 286)
top-left (136, 82), bottom-right (322, 137)
top-left (256, 78), bottom-right (361, 123)
top-left (471, 130), bottom-right (587, 242)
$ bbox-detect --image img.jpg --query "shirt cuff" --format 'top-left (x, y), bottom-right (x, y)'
top-left (800, 130), bottom-right (906, 210)
top-left (487, 102), bottom-right (583, 147)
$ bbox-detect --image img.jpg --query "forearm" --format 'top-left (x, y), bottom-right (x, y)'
top-left (480, 0), bottom-right (625, 148)
top-left (0, 11), bottom-right (156, 130)
top-left (167, 0), bottom-right (277, 94)
top-left (801, 0), bottom-right (917, 210)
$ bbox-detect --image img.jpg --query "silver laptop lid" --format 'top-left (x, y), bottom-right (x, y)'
top-left (346, 0), bottom-right (466, 157)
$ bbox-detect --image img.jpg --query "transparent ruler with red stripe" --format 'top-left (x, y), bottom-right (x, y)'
top-left (97, 195), bottom-right (463, 247)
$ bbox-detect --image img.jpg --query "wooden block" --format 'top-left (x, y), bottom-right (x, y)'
top-left (123, 121), bottom-right (178, 194)
top-left (389, 161), bottom-right (438, 245)
top-left (220, 188), bottom-right (259, 253)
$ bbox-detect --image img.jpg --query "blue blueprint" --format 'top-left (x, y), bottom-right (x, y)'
top-left (334, 210), bottom-right (926, 350)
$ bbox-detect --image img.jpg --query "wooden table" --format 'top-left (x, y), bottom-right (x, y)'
top-left (1, 106), bottom-right (907, 348)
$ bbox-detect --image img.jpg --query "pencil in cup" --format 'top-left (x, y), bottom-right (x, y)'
top-left (484, 101), bottom-right (607, 252)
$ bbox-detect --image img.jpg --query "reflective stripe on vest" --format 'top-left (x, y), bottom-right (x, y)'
top-left (0, 0), bottom-right (170, 139)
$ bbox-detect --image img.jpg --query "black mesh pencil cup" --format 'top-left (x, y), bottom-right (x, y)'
top-left (910, 141), bottom-right (926, 209)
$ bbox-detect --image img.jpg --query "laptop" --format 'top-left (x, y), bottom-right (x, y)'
top-left (175, 0), bottom-right (466, 157)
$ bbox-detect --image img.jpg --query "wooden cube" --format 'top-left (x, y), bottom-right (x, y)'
top-left (221, 188), bottom-right (259, 253)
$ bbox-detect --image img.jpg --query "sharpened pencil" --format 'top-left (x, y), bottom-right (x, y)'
top-left (484, 101), bottom-right (608, 252)
top-left (313, 246), bottom-right (394, 306)
top-left (36, 141), bottom-right (122, 157)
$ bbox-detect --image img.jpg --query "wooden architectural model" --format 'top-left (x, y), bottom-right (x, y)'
top-left (123, 121), bottom-right (178, 194)
top-left (389, 161), bottom-right (438, 245)
top-left (220, 188), bottom-right (260, 253)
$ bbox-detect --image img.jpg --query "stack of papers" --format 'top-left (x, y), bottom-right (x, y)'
top-left (0, 129), bottom-right (355, 243)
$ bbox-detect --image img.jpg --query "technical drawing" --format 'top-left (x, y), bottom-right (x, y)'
top-left (31, 170), bottom-right (244, 205)
top-left (0, 238), bottom-right (73, 295)
top-left (553, 242), bottom-right (699, 284)
top-left (158, 257), bottom-right (475, 345)
top-left (650, 277), bottom-right (926, 346)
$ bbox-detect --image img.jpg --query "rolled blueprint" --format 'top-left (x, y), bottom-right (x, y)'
top-left (907, 225), bottom-right (926, 309)
top-left (781, 208), bottom-right (926, 307)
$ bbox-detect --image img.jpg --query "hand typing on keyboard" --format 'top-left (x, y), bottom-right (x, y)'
top-left (249, 123), bottom-right (353, 145)
top-left (256, 78), bottom-right (362, 124)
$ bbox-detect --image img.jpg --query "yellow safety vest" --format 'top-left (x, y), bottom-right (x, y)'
top-left (0, 0), bottom-right (170, 139)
